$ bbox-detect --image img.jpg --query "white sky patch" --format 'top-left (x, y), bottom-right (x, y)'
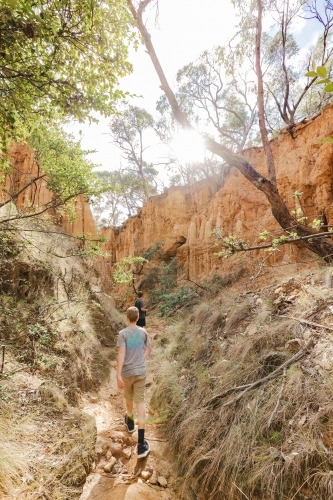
top-left (290, 15), bottom-right (307, 34)
top-left (171, 130), bottom-right (206, 166)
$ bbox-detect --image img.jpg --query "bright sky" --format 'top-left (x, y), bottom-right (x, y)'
top-left (67, 0), bottom-right (238, 170)
top-left (67, 0), bottom-right (326, 173)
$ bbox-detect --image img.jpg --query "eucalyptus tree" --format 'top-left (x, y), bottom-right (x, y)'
top-left (128, 0), bottom-right (333, 261)
top-left (174, 47), bottom-right (258, 152)
top-left (92, 167), bottom-right (153, 227)
top-left (108, 104), bottom-right (159, 202)
top-left (0, 0), bottom-right (136, 160)
top-left (232, 0), bottom-right (333, 130)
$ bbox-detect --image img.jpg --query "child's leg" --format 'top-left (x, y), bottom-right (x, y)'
top-left (125, 399), bottom-right (134, 418)
top-left (133, 376), bottom-right (150, 457)
top-left (133, 375), bottom-right (149, 455)
top-left (123, 377), bottom-right (135, 432)
top-left (136, 401), bottom-right (146, 430)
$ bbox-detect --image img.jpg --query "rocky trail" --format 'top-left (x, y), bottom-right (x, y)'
top-left (79, 318), bottom-right (179, 500)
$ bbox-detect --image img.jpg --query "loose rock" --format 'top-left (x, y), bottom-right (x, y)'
top-left (122, 447), bottom-right (132, 460)
top-left (103, 457), bottom-right (117, 473)
top-left (141, 470), bottom-right (152, 480)
top-left (109, 442), bottom-right (123, 457)
top-left (157, 476), bottom-right (168, 487)
top-left (150, 471), bottom-right (158, 484)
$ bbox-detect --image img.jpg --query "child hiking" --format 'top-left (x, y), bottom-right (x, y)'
top-left (134, 291), bottom-right (147, 327)
top-left (116, 306), bottom-right (152, 458)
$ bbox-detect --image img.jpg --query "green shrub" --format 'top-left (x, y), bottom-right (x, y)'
top-left (159, 285), bottom-right (197, 316)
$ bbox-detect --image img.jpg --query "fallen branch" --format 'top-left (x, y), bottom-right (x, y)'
top-left (180, 277), bottom-right (207, 291)
top-left (205, 383), bottom-right (253, 407)
top-left (305, 301), bottom-right (332, 320)
top-left (281, 315), bottom-right (333, 332)
top-left (223, 337), bottom-right (314, 407)
top-left (2, 366), bottom-right (30, 378)
top-left (267, 367), bottom-right (286, 428)
top-left (204, 337), bottom-right (314, 408)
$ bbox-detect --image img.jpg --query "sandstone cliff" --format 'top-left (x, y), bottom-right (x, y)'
top-left (4, 105), bottom-right (333, 284)
top-left (0, 143), bottom-right (97, 237)
top-left (101, 104), bottom-right (333, 281)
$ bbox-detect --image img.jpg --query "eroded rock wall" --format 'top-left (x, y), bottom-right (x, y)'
top-left (5, 105), bottom-right (333, 284)
top-left (1, 143), bottom-right (97, 237)
top-left (103, 104), bottom-right (333, 281)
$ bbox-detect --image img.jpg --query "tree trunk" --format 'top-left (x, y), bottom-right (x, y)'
top-left (127, 0), bottom-right (333, 262)
top-left (255, 0), bottom-right (277, 185)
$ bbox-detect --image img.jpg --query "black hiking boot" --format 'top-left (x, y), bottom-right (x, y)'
top-left (137, 439), bottom-right (150, 458)
top-left (124, 414), bottom-right (135, 433)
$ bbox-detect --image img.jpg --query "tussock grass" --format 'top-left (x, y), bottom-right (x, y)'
top-left (0, 404), bottom-right (31, 496)
top-left (152, 276), bottom-right (333, 499)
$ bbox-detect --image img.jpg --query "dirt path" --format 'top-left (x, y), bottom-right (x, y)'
top-left (79, 318), bottom-right (180, 500)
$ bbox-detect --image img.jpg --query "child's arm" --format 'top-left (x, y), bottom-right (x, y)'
top-left (116, 346), bottom-right (126, 389)
top-left (144, 343), bottom-right (152, 361)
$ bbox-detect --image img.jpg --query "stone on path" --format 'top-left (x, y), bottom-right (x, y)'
top-left (122, 447), bottom-right (132, 460)
top-left (123, 483), bottom-right (175, 500)
top-left (157, 476), bottom-right (168, 487)
top-left (103, 457), bottom-right (117, 473)
top-left (149, 471), bottom-right (157, 484)
top-left (141, 470), bottom-right (151, 480)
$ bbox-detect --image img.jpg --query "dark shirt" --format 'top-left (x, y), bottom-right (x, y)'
top-left (135, 298), bottom-right (146, 319)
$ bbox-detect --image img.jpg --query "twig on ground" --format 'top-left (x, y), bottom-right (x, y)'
top-left (305, 301), bottom-right (332, 320)
top-left (0, 345), bottom-right (5, 375)
top-left (144, 437), bottom-right (167, 442)
top-left (180, 277), bottom-right (207, 291)
top-left (232, 482), bottom-right (250, 500)
top-left (281, 315), bottom-right (333, 332)
top-left (2, 366), bottom-right (30, 378)
top-left (223, 337), bottom-right (314, 407)
top-left (267, 367), bottom-right (286, 428)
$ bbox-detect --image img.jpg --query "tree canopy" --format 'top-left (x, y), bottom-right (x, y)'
top-left (0, 0), bottom-right (136, 159)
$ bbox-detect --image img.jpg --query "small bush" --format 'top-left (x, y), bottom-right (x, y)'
top-left (159, 286), bottom-right (198, 316)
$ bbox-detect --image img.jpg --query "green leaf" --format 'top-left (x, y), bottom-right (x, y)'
top-left (315, 79), bottom-right (331, 85)
top-left (323, 137), bottom-right (333, 143)
top-left (305, 71), bottom-right (318, 77)
top-left (324, 83), bottom-right (333, 92)
top-left (316, 66), bottom-right (327, 77)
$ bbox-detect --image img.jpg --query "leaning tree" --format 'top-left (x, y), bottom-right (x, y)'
top-left (128, 0), bottom-right (333, 262)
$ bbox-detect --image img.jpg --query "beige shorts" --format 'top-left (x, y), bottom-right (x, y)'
top-left (123, 374), bottom-right (146, 403)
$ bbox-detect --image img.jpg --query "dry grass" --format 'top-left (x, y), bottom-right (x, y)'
top-left (0, 404), bottom-right (32, 496)
top-left (0, 224), bottom-right (116, 498)
top-left (151, 268), bottom-right (333, 499)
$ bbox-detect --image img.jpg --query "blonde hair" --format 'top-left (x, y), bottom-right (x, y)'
top-left (127, 306), bottom-right (139, 323)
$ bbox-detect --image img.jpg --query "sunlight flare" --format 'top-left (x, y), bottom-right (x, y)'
top-left (171, 130), bottom-right (205, 165)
